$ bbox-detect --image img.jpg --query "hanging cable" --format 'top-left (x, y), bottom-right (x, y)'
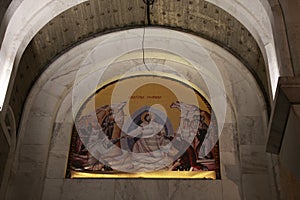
top-left (142, 0), bottom-right (155, 71)
top-left (142, 22), bottom-right (149, 70)
top-left (143, 0), bottom-right (154, 25)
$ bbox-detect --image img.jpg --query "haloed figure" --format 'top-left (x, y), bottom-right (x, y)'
top-left (132, 112), bottom-right (169, 153)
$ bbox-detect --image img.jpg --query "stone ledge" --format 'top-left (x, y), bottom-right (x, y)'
top-left (267, 76), bottom-right (300, 154)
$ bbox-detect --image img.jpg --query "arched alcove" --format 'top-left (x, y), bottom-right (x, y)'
top-left (5, 28), bottom-right (276, 199)
top-left (0, 0), bottom-right (283, 118)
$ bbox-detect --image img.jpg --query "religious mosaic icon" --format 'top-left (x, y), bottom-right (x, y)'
top-left (67, 75), bottom-right (220, 179)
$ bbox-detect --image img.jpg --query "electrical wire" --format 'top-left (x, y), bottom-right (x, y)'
top-left (142, 0), bottom-right (155, 71)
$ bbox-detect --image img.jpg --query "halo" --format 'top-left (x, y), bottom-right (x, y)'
top-left (141, 111), bottom-right (155, 123)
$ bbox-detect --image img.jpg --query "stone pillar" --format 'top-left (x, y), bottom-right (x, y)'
top-left (0, 111), bottom-right (13, 199)
top-left (278, 0), bottom-right (300, 75)
top-left (267, 76), bottom-right (300, 199)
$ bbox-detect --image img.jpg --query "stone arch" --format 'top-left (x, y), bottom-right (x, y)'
top-left (0, 0), bottom-right (286, 114)
top-left (5, 28), bottom-right (276, 199)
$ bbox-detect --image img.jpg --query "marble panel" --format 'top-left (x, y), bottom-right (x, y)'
top-left (49, 123), bottom-right (72, 152)
top-left (232, 81), bottom-right (264, 116)
top-left (50, 68), bottom-right (77, 87)
top-left (242, 174), bottom-right (272, 200)
top-left (22, 114), bottom-right (52, 145)
top-left (240, 145), bottom-right (268, 174)
top-left (55, 92), bottom-right (73, 123)
top-left (61, 179), bottom-right (115, 200)
top-left (6, 172), bottom-right (43, 200)
top-left (238, 116), bottom-right (266, 145)
top-left (221, 164), bottom-right (241, 183)
top-left (31, 90), bottom-right (60, 116)
top-left (42, 179), bottom-right (64, 200)
top-left (42, 81), bottom-right (68, 99)
top-left (219, 123), bottom-right (237, 153)
top-left (224, 101), bottom-right (235, 124)
top-left (279, 108), bottom-right (300, 181)
top-left (209, 52), bottom-right (255, 108)
top-left (115, 179), bottom-right (169, 200)
top-left (17, 160), bottom-right (45, 173)
top-left (46, 151), bottom-right (68, 179)
top-left (169, 180), bottom-right (222, 200)
top-left (279, 160), bottom-right (300, 199)
top-left (220, 152), bottom-right (238, 165)
top-left (210, 95), bottom-right (229, 130)
top-left (222, 180), bottom-right (242, 200)
top-left (163, 59), bottom-right (209, 95)
top-left (19, 144), bottom-right (49, 164)
top-left (292, 104), bottom-right (300, 119)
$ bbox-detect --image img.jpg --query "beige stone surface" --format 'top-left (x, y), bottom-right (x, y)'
top-left (169, 180), bottom-right (222, 200)
top-left (3, 28), bottom-right (274, 199)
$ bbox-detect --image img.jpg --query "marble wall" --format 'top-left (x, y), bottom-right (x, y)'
top-left (4, 29), bottom-right (277, 200)
top-left (278, 0), bottom-right (300, 76)
top-left (0, 124), bottom-right (9, 190)
top-left (278, 106), bottom-right (300, 199)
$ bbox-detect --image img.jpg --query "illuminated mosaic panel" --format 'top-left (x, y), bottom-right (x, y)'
top-left (67, 75), bottom-right (220, 179)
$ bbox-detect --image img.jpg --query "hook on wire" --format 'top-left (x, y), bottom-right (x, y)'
top-left (143, 0), bottom-right (155, 5)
